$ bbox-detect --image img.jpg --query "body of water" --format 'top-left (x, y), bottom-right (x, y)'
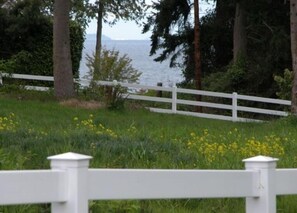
top-left (79, 35), bottom-right (183, 86)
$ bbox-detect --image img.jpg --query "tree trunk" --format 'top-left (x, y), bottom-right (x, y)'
top-left (215, 0), bottom-right (225, 66)
top-left (194, 0), bottom-right (202, 112)
top-left (215, 0), bottom-right (233, 67)
top-left (233, 0), bottom-right (247, 62)
top-left (93, 1), bottom-right (104, 82)
top-left (53, 0), bottom-right (75, 99)
top-left (291, 0), bottom-right (297, 114)
top-left (96, 1), bottom-right (104, 56)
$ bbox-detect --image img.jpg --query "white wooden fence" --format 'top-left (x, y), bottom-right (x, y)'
top-left (0, 73), bottom-right (291, 122)
top-left (93, 80), bottom-right (291, 122)
top-left (0, 73), bottom-right (55, 91)
top-left (0, 152), bottom-right (296, 213)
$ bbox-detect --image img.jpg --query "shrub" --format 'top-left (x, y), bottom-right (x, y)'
top-left (0, 51), bottom-right (33, 74)
top-left (203, 57), bottom-right (248, 93)
top-left (274, 68), bottom-right (293, 100)
top-left (86, 48), bottom-right (141, 109)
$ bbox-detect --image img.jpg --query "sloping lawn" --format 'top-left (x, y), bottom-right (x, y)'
top-left (0, 94), bottom-right (297, 212)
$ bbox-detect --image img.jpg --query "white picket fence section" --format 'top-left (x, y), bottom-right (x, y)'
top-left (0, 152), bottom-right (296, 213)
top-left (0, 73), bottom-right (291, 122)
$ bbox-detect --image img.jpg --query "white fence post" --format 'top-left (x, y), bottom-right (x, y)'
top-left (243, 156), bottom-right (278, 213)
top-left (48, 152), bottom-right (92, 213)
top-left (112, 80), bottom-right (118, 86)
top-left (172, 84), bottom-right (177, 113)
top-left (232, 92), bottom-right (238, 122)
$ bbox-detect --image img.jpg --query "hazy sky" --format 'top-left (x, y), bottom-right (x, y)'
top-left (86, 1), bottom-right (214, 40)
top-left (86, 19), bottom-right (150, 40)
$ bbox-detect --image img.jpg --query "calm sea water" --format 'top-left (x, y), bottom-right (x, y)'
top-left (79, 35), bottom-right (183, 86)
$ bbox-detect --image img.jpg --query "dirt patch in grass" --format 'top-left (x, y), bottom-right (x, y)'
top-left (60, 99), bottom-right (104, 109)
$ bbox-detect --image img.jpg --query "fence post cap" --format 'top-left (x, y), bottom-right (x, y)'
top-left (48, 152), bottom-right (92, 169)
top-left (242, 155), bottom-right (278, 163)
top-left (243, 155), bottom-right (278, 169)
top-left (47, 152), bottom-right (92, 161)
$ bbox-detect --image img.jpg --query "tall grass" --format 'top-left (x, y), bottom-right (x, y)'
top-left (0, 94), bottom-right (297, 212)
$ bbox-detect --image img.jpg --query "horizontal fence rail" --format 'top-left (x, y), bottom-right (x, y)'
top-left (0, 73), bottom-right (291, 122)
top-left (275, 169), bottom-right (297, 195)
top-left (1, 73), bottom-right (54, 81)
top-left (0, 170), bottom-right (65, 205)
top-left (88, 169), bottom-right (257, 200)
top-left (0, 152), bottom-right (295, 213)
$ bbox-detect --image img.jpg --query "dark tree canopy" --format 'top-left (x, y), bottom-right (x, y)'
top-left (144, 0), bottom-right (291, 98)
top-left (0, 0), bottom-right (84, 78)
top-left (143, 0), bottom-right (191, 64)
top-left (0, 0), bottom-right (49, 58)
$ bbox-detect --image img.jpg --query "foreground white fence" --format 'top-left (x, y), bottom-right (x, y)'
top-left (0, 152), bottom-right (297, 213)
top-left (0, 73), bottom-right (291, 122)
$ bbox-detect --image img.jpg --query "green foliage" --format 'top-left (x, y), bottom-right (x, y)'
top-left (200, 9), bottom-right (233, 76)
top-left (91, 0), bottom-right (148, 25)
top-left (86, 48), bottom-right (141, 109)
top-left (0, 0), bottom-right (84, 78)
top-left (143, 1), bottom-right (234, 84)
top-left (203, 57), bottom-right (247, 93)
top-left (87, 49), bottom-right (141, 82)
top-left (0, 51), bottom-right (33, 74)
top-left (69, 21), bottom-right (85, 78)
top-left (226, 57), bottom-right (247, 91)
top-left (143, 0), bottom-right (192, 68)
top-left (0, 21), bottom-right (83, 77)
top-left (274, 69), bottom-right (293, 100)
top-left (145, 0), bottom-right (291, 99)
top-left (0, 0), bottom-right (49, 56)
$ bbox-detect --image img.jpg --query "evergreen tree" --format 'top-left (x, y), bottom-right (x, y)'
top-left (144, 0), bottom-right (291, 99)
top-left (143, 0), bottom-right (192, 77)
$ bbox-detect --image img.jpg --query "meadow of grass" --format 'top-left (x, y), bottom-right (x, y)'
top-left (1, 90), bottom-right (297, 212)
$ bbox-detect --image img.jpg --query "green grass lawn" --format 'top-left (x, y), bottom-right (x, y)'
top-left (1, 92), bottom-right (297, 212)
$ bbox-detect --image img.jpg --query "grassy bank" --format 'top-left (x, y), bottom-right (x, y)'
top-left (0, 94), bottom-right (297, 212)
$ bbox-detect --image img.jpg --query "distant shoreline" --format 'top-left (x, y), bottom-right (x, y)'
top-left (86, 33), bottom-right (150, 41)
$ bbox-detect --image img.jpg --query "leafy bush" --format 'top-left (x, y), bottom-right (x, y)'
top-left (86, 48), bottom-right (141, 109)
top-left (203, 57), bottom-right (247, 93)
top-left (0, 51), bottom-right (33, 74)
top-left (274, 69), bottom-right (293, 100)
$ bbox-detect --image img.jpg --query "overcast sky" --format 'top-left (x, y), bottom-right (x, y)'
top-left (86, 19), bottom-right (150, 40)
top-left (86, 1), bottom-right (215, 40)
